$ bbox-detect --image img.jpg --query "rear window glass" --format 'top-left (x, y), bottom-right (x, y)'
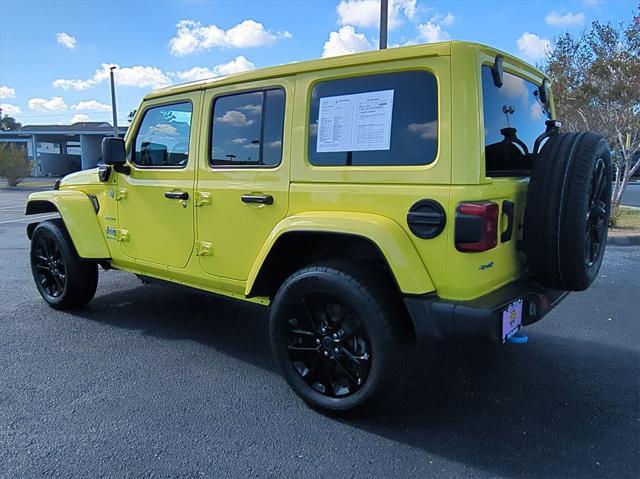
top-left (308, 70), bottom-right (438, 166)
top-left (482, 66), bottom-right (550, 175)
top-left (210, 88), bottom-right (285, 167)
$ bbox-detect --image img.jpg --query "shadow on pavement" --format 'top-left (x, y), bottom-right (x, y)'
top-left (70, 282), bottom-right (638, 478)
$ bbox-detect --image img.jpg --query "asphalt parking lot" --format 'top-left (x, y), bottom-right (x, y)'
top-left (1, 185), bottom-right (639, 478)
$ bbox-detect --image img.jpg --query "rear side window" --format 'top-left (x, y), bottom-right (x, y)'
top-left (133, 102), bottom-right (192, 168)
top-left (308, 71), bottom-right (438, 166)
top-left (481, 66), bottom-right (550, 175)
top-left (210, 88), bottom-right (285, 167)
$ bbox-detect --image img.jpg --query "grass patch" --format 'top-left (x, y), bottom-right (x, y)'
top-left (610, 206), bottom-right (640, 232)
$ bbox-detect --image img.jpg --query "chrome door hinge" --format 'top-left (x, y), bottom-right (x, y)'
top-left (194, 191), bottom-right (212, 207)
top-left (116, 229), bottom-right (129, 242)
top-left (115, 188), bottom-right (128, 201)
top-left (195, 240), bottom-right (213, 256)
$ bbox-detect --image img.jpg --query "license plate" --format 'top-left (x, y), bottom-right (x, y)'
top-left (502, 299), bottom-right (523, 341)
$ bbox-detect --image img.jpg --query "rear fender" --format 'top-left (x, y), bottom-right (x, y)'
top-left (246, 211), bottom-right (436, 295)
top-left (26, 190), bottom-right (110, 259)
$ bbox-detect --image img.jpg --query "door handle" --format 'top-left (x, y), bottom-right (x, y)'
top-left (241, 194), bottom-right (273, 205)
top-left (165, 191), bottom-right (189, 200)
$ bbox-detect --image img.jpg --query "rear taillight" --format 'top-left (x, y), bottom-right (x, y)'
top-left (455, 202), bottom-right (499, 252)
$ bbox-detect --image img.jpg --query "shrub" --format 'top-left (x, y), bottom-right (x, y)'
top-left (0, 143), bottom-right (32, 186)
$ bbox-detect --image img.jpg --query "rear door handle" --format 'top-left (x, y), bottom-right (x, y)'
top-left (241, 194), bottom-right (273, 205)
top-left (165, 191), bottom-right (189, 200)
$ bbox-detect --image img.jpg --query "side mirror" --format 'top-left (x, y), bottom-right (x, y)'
top-left (101, 137), bottom-right (126, 165)
top-left (491, 54), bottom-right (504, 88)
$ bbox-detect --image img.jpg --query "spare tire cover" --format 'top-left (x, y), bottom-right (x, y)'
top-left (524, 132), bottom-right (612, 291)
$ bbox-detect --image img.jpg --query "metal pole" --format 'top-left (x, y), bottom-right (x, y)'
top-left (109, 66), bottom-right (119, 137)
top-left (379, 0), bottom-right (388, 49)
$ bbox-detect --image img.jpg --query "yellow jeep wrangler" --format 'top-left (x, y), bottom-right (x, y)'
top-left (25, 41), bottom-right (612, 412)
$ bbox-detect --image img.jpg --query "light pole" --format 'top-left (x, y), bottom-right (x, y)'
top-left (379, 0), bottom-right (388, 49)
top-left (109, 66), bottom-right (119, 137)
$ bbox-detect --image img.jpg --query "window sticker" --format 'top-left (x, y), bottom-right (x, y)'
top-left (316, 89), bottom-right (394, 153)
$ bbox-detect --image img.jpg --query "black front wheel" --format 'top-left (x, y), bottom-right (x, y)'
top-left (30, 219), bottom-right (98, 310)
top-left (270, 263), bottom-right (407, 412)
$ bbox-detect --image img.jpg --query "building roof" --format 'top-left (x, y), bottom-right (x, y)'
top-left (0, 122), bottom-right (127, 137)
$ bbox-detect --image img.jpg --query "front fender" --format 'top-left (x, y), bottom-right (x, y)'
top-left (246, 211), bottom-right (436, 296)
top-left (26, 190), bottom-right (110, 259)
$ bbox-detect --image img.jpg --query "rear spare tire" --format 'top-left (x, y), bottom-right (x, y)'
top-left (524, 132), bottom-right (612, 291)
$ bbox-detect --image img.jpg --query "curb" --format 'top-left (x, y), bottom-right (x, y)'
top-left (608, 235), bottom-right (640, 246)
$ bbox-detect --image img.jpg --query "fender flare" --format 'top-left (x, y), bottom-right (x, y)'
top-left (246, 211), bottom-right (435, 296)
top-left (26, 190), bottom-right (110, 259)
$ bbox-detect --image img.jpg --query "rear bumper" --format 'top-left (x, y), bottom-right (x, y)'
top-left (404, 280), bottom-right (568, 343)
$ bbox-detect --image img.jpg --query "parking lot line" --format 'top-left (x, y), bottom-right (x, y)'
top-left (0, 213), bottom-right (59, 225)
top-left (0, 205), bottom-right (27, 210)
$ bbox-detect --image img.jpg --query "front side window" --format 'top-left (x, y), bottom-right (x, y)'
top-left (482, 66), bottom-right (550, 175)
top-left (210, 89), bottom-right (285, 167)
top-left (308, 70), bottom-right (438, 166)
top-left (133, 102), bottom-right (192, 168)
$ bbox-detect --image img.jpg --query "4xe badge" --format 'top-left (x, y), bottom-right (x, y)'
top-left (479, 261), bottom-right (494, 270)
top-left (105, 226), bottom-right (117, 239)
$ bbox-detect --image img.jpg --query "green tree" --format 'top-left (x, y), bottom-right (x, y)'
top-left (543, 7), bottom-right (640, 223)
top-left (0, 113), bottom-right (22, 131)
top-left (0, 143), bottom-right (32, 186)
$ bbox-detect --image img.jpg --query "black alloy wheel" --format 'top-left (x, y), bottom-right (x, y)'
top-left (33, 234), bottom-right (67, 298)
top-left (30, 219), bottom-right (98, 310)
top-left (286, 292), bottom-right (371, 398)
top-left (270, 262), bottom-right (407, 412)
top-left (586, 157), bottom-right (608, 269)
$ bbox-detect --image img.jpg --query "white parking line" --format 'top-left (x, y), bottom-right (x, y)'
top-left (0, 205), bottom-right (27, 210)
top-left (0, 213), bottom-right (59, 225)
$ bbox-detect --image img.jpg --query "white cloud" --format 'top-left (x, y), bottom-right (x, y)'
top-left (337, 0), bottom-right (417, 30)
top-left (169, 19), bottom-right (286, 56)
top-left (516, 32), bottom-right (551, 61)
top-left (72, 100), bottom-right (111, 112)
top-left (239, 103), bottom-right (262, 114)
top-left (56, 32), bottom-right (77, 49)
top-left (545, 11), bottom-right (585, 26)
top-left (408, 121), bottom-right (437, 139)
top-left (0, 86), bottom-right (15, 99)
top-left (150, 124), bottom-right (179, 136)
top-left (232, 137), bottom-right (248, 144)
top-left (71, 113), bottom-right (90, 123)
top-left (27, 96), bottom-right (68, 112)
top-left (430, 12), bottom-right (455, 27)
top-left (54, 63), bottom-right (171, 91)
top-left (0, 103), bottom-right (22, 115)
top-left (174, 56), bottom-right (255, 82)
top-left (416, 22), bottom-right (450, 43)
top-left (216, 110), bottom-right (254, 127)
top-left (322, 25), bottom-right (374, 58)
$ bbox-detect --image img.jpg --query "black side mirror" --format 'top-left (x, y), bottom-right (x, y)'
top-left (101, 137), bottom-right (126, 165)
top-left (492, 55), bottom-right (504, 88)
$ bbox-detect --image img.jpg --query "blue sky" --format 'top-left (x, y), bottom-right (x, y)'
top-left (0, 0), bottom-right (635, 126)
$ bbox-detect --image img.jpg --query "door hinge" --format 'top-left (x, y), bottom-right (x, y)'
top-left (115, 188), bottom-right (128, 201)
top-left (195, 240), bottom-right (213, 256)
top-left (194, 191), bottom-right (212, 207)
top-left (116, 229), bottom-right (129, 242)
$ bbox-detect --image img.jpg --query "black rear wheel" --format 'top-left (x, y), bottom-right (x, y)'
top-left (30, 219), bottom-right (98, 310)
top-left (270, 262), bottom-right (407, 412)
top-left (285, 291), bottom-right (372, 398)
